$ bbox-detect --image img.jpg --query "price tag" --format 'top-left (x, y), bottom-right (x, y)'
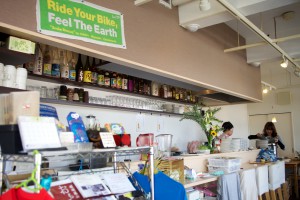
top-left (100, 132), bottom-right (116, 148)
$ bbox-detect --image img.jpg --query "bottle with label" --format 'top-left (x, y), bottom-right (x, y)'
top-left (167, 86), bottom-right (172, 99)
top-left (122, 74), bottom-right (128, 90)
top-left (151, 81), bottom-right (159, 96)
top-left (33, 44), bottom-right (43, 75)
top-left (51, 48), bottom-right (60, 78)
top-left (60, 50), bottom-right (69, 80)
top-left (116, 73), bottom-right (122, 89)
top-left (104, 71), bottom-right (111, 87)
top-left (171, 87), bottom-right (176, 99)
top-left (128, 76), bottom-right (133, 92)
top-left (76, 54), bottom-right (83, 82)
top-left (83, 56), bottom-right (92, 83)
top-left (133, 77), bottom-right (139, 93)
top-left (97, 69), bottom-right (105, 86)
top-left (110, 72), bottom-right (117, 88)
top-left (68, 52), bottom-right (77, 81)
top-left (43, 45), bottom-right (52, 76)
top-left (91, 57), bottom-right (98, 84)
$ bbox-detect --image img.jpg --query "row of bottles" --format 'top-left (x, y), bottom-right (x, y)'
top-left (27, 44), bottom-right (199, 103)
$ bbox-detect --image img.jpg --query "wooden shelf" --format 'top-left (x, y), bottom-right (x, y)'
top-left (0, 47), bottom-right (34, 65)
top-left (41, 98), bottom-right (183, 116)
top-left (183, 177), bottom-right (218, 188)
top-left (0, 86), bottom-right (27, 94)
top-left (28, 74), bottom-right (197, 106)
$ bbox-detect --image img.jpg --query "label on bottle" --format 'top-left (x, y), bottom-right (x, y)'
top-left (122, 79), bottom-right (128, 90)
top-left (91, 72), bottom-right (98, 84)
top-left (111, 78), bottom-right (117, 88)
top-left (83, 70), bottom-right (92, 83)
top-left (61, 66), bottom-right (69, 79)
top-left (69, 69), bottom-right (76, 81)
top-left (77, 70), bottom-right (83, 82)
top-left (51, 64), bottom-right (60, 77)
top-left (104, 77), bottom-right (110, 86)
top-left (43, 64), bottom-right (52, 76)
top-left (116, 77), bottom-right (122, 89)
top-left (97, 74), bottom-right (105, 86)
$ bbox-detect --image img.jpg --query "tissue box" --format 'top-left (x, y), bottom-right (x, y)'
top-left (6, 36), bottom-right (35, 54)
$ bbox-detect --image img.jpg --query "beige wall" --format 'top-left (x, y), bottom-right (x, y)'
top-left (0, 0), bottom-right (261, 101)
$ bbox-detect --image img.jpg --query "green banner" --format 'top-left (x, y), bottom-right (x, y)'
top-left (37, 0), bottom-right (126, 48)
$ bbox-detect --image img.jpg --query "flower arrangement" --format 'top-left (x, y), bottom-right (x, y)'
top-left (180, 104), bottom-right (223, 151)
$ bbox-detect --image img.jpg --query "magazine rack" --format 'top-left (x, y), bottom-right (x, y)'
top-left (0, 146), bottom-right (155, 200)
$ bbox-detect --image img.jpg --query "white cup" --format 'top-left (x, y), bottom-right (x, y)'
top-left (15, 68), bottom-right (28, 89)
top-left (3, 65), bottom-right (16, 88)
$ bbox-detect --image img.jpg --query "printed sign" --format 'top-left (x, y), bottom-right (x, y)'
top-left (37, 0), bottom-right (126, 48)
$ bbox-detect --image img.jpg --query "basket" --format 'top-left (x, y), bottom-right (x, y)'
top-left (207, 157), bottom-right (241, 168)
top-left (157, 159), bottom-right (184, 183)
top-left (207, 164), bottom-right (240, 173)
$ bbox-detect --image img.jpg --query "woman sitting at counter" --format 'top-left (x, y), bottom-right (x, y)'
top-left (248, 121), bottom-right (285, 150)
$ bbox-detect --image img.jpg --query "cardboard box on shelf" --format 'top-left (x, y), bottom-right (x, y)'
top-left (6, 36), bottom-right (36, 54)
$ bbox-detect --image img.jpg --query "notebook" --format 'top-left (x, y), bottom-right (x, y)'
top-left (18, 116), bottom-right (61, 152)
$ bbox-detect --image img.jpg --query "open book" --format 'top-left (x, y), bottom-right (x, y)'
top-left (70, 174), bottom-right (112, 198)
top-left (51, 179), bottom-right (117, 200)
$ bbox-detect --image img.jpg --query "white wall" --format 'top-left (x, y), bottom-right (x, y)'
top-left (247, 87), bottom-right (300, 153)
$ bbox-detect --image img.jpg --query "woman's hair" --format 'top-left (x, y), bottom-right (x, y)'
top-left (263, 122), bottom-right (278, 137)
top-left (222, 121), bottom-right (234, 132)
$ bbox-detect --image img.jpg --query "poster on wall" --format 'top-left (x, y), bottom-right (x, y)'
top-left (37, 0), bottom-right (126, 49)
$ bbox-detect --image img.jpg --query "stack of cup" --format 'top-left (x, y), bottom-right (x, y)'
top-left (15, 68), bottom-right (28, 89)
top-left (0, 63), bottom-right (4, 86)
top-left (2, 65), bottom-right (16, 88)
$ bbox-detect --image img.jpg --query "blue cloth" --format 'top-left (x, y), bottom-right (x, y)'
top-left (133, 171), bottom-right (187, 200)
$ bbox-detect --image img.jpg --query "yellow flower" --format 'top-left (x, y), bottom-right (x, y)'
top-left (210, 130), bottom-right (217, 137)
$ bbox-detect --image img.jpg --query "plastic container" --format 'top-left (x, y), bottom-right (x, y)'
top-left (207, 157), bottom-right (241, 168)
top-left (207, 164), bottom-right (240, 173)
top-left (66, 142), bottom-right (93, 152)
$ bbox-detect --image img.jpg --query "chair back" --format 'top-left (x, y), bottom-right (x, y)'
top-left (240, 168), bottom-right (258, 200)
top-left (256, 165), bottom-right (269, 195)
top-left (269, 161), bottom-right (284, 190)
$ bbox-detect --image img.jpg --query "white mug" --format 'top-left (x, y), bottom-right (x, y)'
top-left (3, 65), bottom-right (16, 88)
top-left (16, 68), bottom-right (28, 89)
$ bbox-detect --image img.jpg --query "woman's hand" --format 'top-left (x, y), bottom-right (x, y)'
top-left (256, 133), bottom-right (262, 138)
top-left (274, 136), bottom-right (279, 143)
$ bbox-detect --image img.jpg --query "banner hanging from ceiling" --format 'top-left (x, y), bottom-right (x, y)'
top-left (37, 0), bottom-right (126, 49)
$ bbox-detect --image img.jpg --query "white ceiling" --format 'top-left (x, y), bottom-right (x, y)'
top-left (175, 0), bottom-right (300, 88)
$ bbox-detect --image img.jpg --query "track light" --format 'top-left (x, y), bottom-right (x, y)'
top-left (261, 81), bottom-right (276, 94)
top-left (294, 68), bottom-right (300, 77)
top-left (280, 56), bottom-right (288, 68)
top-left (262, 87), bottom-right (268, 94)
top-left (271, 117), bottom-right (277, 123)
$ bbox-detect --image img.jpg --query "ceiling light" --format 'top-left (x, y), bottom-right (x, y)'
top-left (262, 87), bottom-right (268, 94)
top-left (199, 0), bottom-right (211, 11)
top-left (294, 69), bottom-right (300, 77)
top-left (271, 117), bottom-right (277, 123)
top-left (280, 56), bottom-right (288, 68)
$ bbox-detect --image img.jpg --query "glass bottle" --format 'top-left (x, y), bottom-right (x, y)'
top-left (51, 48), bottom-right (60, 78)
top-left (60, 50), bottom-right (69, 80)
top-left (104, 71), bottom-right (111, 87)
top-left (151, 81), bottom-right (159, 96)
top-left (43, 45), bottom-right (52, 76)
top-left (97, 68), bottom-right (105, 86)
top-left (76, 54), bottom-right (83, 82)
top-left (91, 58), bottom-right (98, 84)
top-left (133, 77), bottom-right (139, 93)
top-left (171, 87), bottom-right (176, 99)
top-left (116, 73), bottom-right (122, 89)
top-left (122, 74), bottom-right (128, 90)
top-left (68, 52), bottom-right (77, 81)
top-left (83, 56), bottom-right (92, 83)
top-left (128, 76), bottom-right (133, 92)
top-left (111, 72), bottom-right (117, 88)
top-left (138, 79), bottom-right (144, 94)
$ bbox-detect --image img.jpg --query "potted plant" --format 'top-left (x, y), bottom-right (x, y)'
top-left (180, 104), bottom-right (223, 153)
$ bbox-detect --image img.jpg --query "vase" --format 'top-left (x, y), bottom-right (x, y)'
top-left (206, 134), bottom-right (215, 153)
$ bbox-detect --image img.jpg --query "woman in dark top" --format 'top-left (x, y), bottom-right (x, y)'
top-left (248, 122), bottom-right (285, 150)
